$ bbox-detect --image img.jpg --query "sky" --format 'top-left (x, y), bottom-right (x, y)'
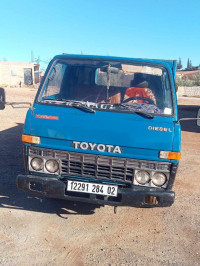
top-left (0, 0), bottom-right (199, 70)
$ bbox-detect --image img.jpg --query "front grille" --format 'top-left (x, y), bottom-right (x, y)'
top-left (29, 147), bottom-right (171, 184)
top-left (61, 153), bottom-right (135, 182)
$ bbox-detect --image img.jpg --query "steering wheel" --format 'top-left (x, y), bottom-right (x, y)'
top-left (122, 96), bottom-right (155, 105)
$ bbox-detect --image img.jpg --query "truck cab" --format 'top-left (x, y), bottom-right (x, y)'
top-left (17, 54), bottom-right (181, 207)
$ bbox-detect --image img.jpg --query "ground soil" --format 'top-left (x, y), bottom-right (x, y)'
top-left (0, 87), bottom-right (199, 266)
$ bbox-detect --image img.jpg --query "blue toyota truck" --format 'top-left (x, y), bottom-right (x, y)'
top-left (16, 54), bottom-right (181, 207)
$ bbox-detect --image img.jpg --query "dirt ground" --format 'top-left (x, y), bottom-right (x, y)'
top-left (0, 87), bottom-right (199, 266)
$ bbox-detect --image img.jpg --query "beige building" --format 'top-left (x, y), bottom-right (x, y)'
top-left (0, 61), bottom-right (38, 86)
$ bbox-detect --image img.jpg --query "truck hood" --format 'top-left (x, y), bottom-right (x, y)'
top-left (27, 104), bottom-right (175, 161)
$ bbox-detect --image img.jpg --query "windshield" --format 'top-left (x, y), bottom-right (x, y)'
top-left (38, 59), bottom-right (174, 116)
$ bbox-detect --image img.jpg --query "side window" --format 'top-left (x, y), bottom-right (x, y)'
top-left (40, 63), bottom-right (67, 100)
top-left (162, 70), bottom-right (173, 113)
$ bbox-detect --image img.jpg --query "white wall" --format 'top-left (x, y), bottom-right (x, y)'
top-left (0, 62), bottom-right (35, 86)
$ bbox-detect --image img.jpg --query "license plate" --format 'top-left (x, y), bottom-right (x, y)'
top-left (67, 180), bottom-right (118, 197)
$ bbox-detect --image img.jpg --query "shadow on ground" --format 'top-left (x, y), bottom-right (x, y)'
top-left (178, 105), bottom-right (200, 133)
top-left (0, 123), bottom-right (101, 217)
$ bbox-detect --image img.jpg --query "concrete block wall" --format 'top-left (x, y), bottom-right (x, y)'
top-left (0, 62), bottom-right (35, 86)
top-left (178, 86), bottom-right (200, 97)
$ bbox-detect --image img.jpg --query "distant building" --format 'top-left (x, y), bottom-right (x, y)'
top-left (0, 61), bottom-right (40, 86)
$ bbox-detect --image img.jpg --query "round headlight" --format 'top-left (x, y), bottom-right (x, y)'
top-left (45, 159), bottom-right (59, 173)
top-left (152, 172), bottom-right (166, 186)
top-left (31, 157), bottom-right (43, 171)
top-left (135, 171), bottom-right (150, 185)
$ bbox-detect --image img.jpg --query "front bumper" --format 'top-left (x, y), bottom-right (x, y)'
top-left (17, 174), bottom-right (175, 207)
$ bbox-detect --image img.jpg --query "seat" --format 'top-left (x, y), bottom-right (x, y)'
top-left (74, 85), bottom-right (121, 104)
top-left (97, 87), bottom-right (121, 104)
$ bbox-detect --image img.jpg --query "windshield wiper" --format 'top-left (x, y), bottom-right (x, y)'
top-left (42, 98), bottom-right (95, 113)
top-left (132, 110), bottom-right (154, 119)
top-left (57, 99), bottom-right (96, 113)
top-left (113, 103), bottom-right (154, 119)
top-left (71, 102), bottom-right (96, 113)
top-left (41, 98), bottom-right (67, 104)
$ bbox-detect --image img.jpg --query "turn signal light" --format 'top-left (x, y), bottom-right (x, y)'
top-left (22, 134), bottom-right (40, 144)
top-left (159, 151), bottom-right (181, 160)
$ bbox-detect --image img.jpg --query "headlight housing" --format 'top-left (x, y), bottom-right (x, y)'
top-left (135, 171), bottom-right (150, 185)
top-left (45, 159), bottom-right (59, 173)
top-left (151, 172), bottom-right (166, 186)
top-left (30, 157), bottom-right (44, 171)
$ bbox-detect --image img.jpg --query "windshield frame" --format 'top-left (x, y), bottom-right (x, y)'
top-left (35, 56), bottom-right (176, 118)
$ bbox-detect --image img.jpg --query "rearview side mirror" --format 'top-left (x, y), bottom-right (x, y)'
top-left (197, 109), bottom-right (200, 126)
top-left (0, 87), bottom-right (6, 110)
